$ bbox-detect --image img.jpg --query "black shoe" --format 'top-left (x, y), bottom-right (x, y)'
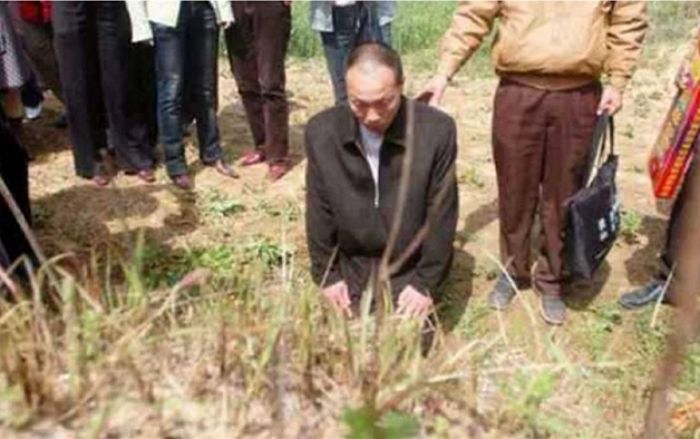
top-left (539, 294), bottom-right (566, 325)
top-left (487, 274), bottom-right (518, 310)
top-left (618, 280), bottom-right (668, 310)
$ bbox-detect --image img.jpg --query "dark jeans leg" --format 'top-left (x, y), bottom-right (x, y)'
top-left (153, 21), bottom-right (187, 177)
top-left (356, 1), bottom-right (387, 44)
top-left (123, 43), bottom-right (157, 172)
top-left (254, 1), bottom-right (290, 163)
top-left (320, 4), bottom-right (360, 105)
top-left (226, 1), bottom-right (266, 150)
top-left (380, 23), bottom-right (392, 46)
top-left (188, 1), bottom-right (223, 165)
top-left (52, 1), bottom-right (107, 178)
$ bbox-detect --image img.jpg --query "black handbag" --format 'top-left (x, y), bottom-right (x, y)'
top-left (565, 113), bottom-right (620, 280)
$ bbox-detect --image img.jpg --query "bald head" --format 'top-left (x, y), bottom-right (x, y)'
top-left (345, 42), bottom-right (404, 86)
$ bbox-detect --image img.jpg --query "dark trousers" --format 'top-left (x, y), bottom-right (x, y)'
top-left (0, 119), bottom-right (33, 270)
top-left (21, 76), bottom-right (43, 108)
top-left (13, 19), bottom-right (62, 101)
top-left (492, 79), bottom-right (602, 297)
top-left (320, 2), bottom-right (392, 105)
top-left (123, 43), bottom-right (157, 173)
top-left (153, 1), bottom-right (222, 177)
top-left (661, 155), bottom-right (699, 276)
top-left (53, 1), bottom-right (154, 178)
top-left (226, 1), bottom-right (291, 164)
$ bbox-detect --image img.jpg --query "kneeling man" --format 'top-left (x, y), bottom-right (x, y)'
top-left (305, 43), bottom-right (459, 318)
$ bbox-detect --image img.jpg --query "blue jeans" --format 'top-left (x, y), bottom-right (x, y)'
top-left (320, 3), bottom-right (392, 105)
top-left (153, 1), bottom-right (222, 177)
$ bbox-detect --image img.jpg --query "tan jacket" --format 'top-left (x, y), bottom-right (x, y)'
top-left (438, 1), bottom-right (648, 91)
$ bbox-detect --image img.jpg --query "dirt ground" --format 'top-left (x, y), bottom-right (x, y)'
top-left (18, 44), bottom-right (697, 435)
top-left (26, 50), bottom-right (682, 307)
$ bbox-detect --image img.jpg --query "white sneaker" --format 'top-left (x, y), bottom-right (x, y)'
top-left (25, 103), bottom-right (43, 120)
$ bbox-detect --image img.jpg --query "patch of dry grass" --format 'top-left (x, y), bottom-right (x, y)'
top-left (1, 237), bottom-right (653, 438)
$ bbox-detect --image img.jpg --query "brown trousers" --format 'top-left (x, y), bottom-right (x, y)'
top-left (225, 1), bottom-right (291, 164)
top-left (492, 79), bottom-right (602, 297)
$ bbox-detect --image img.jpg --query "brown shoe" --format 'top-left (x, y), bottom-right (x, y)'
top-left (268, 163), bottom-right (290, 182)
top-left (92, 174), bottom-right (111, 187)
top-left (240, 150), bottom-right (266, 167)
top-left (171, 174), bottom-right (193, 190)
top-left (136, 169), bottom-right (156, 183)
top-left (212, 160), bottom-right (239, 179)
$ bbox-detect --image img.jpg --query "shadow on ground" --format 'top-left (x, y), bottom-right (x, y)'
top-left (437, 248), bottom-right (476, 333)
top-left (624, 215), bottom-right (667, 286)
top-left (33, 182), bottom-right (199, 264)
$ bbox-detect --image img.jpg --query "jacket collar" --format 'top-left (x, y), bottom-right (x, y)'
top-left (339, 96), bottom-right (409, 149)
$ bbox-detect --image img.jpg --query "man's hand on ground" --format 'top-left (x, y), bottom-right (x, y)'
top-left (322, 280), bottom-right (353, 318)
top-left (416, 74), bottom-right (449, 107)
top-left (597, 86), bottom-right (623, 116)
top-left (396, 285), bottom-right (433, 319)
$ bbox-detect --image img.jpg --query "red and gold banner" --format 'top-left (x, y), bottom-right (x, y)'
top-left (649, 42), bottom-right (700, 199)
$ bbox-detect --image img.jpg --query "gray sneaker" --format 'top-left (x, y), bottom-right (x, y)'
top-left (488, 274), bottom-right (518, 310)
top-left (539, 295), bottom-right (566, 325)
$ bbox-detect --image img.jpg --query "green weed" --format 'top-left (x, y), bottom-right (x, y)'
top-left (621, 209), bottom-right (643, 241)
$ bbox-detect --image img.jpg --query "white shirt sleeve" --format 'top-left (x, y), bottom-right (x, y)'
top-left (125, 0), bottom-right (153, 43)
top-left (217, 0), bottom-right (234, 25)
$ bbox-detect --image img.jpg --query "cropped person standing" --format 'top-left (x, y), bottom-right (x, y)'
top-left (53, 1), bottom-right (157, 185)
top-left (310, 0), bottom-right (396, 105)
top-left (11, 1), bottom-right (63, 103)
top-left (0, 2), bottom-right (32, 141)
top-left (12, 1), bottom-right (69, 128)
top-left (419, 1), bottom-right (648, 324)
top-left (619, 25), bottom-right (700, 310)
top-left (225, 0), bottom-right (292, 181)
top-left (127, 0), bottom-right (237, 190)
top-left (0, 4), bottom-right (32, 271)
top-left (0, 110), bottom-right (34, 274)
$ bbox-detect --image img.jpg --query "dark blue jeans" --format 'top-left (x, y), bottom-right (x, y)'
top-left (153, 1), bottom-right (222, 177)
top-left (320, 3), bottom-right (392, 105)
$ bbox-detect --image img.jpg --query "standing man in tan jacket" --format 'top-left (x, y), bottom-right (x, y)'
top-left (420, 1), bottom-right (648, 325)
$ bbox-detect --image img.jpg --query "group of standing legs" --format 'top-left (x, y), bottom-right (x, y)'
top-left (0, 0), bottom-right (396, 275)
top-left (53, 1), bottom-right (156, 184)
top-left (51, 0), bottom-right (296, 189)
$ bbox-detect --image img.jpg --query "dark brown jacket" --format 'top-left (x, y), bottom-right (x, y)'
top-left (304, 98), bottom-right (458, 303)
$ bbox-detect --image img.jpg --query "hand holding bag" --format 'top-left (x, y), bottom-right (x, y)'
top-left (565, 113), bottom-right (620, 280)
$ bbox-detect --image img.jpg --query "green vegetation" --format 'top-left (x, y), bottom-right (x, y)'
top-left (289, 1), bottom-right (458, 60)
top-left (621, 209), bottom-right (643, 241)
top-left (289, 1), bottom-right (699, 77)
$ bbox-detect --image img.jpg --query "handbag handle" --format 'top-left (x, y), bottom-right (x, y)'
top-left (583, 111), bottom-right (615, 186)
